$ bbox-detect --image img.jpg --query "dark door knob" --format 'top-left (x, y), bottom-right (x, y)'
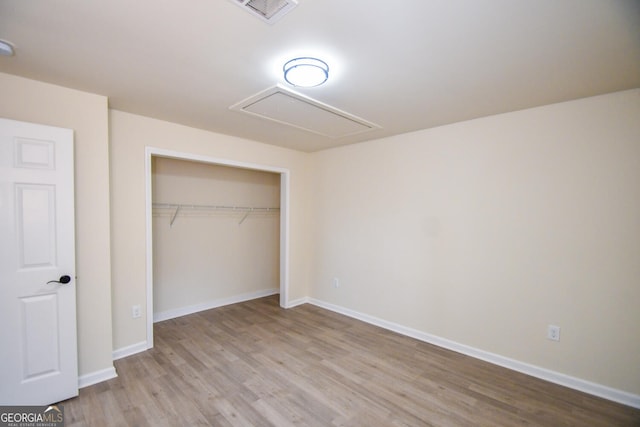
top-left (47, 275), bottom-right (72, 285)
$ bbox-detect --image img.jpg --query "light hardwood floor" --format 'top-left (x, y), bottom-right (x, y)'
top-left (61, 295), bottom-right (640, 426)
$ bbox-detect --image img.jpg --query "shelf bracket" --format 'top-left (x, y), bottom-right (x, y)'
top-left (169, 205), bottom-right (180, 227)
top-left (238, 210), bottom-right (251, 225)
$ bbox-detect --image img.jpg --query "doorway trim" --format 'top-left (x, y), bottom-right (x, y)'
top-left (144, 147), bottom-right (290, 348)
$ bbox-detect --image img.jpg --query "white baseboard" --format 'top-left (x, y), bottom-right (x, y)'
top-left (113, 340), bottom-right (149, 361)
top-left (284, 296), bottom-right (309, 308)
top-left (307, 298), bottom-right (640, 409)
top-left (153, 288), bottom-right (279, 323)
top-left (78, 366), bottom-right (117, 389)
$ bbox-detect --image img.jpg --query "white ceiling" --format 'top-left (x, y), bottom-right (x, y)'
top-left (0, 0), bottom-right (638, 152)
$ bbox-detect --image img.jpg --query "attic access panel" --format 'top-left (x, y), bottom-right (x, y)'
top-left (230, 85), bottom-right (380, 138)
top-left (230, 0), bottom-right (298, 24)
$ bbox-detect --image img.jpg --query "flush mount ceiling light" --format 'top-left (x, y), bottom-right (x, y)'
top-left (0, 40), bottom-right (15, 56)
top-left (283, 57), bottom-right (329, 87)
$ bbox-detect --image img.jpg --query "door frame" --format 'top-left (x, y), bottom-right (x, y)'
top-left (144, 147), bottom-right (291, 348)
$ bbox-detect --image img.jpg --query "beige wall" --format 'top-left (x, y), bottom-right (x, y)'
top-left (0, 72), bottom-right (113, 377)
top-left (309, 89), bottom-right (640, 394)
top-left (109, 109), bottom-right (311, 350)
top-left (152, 158), bottom-right (280, 315)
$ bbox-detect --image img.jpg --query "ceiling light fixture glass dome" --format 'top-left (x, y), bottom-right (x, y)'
top-left (283, 57), bottom-right (329, 87)
top-left (0, 39), bottom-right (15, 56)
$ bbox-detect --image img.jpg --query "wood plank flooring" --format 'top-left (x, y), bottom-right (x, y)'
top-left (61, 295), bottom-right (640, 426)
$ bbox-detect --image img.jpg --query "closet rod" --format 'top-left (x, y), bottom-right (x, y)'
top-left (153, 202), bottom-right (280, 212)
top-left (154, 202), bottom-right (279, 226)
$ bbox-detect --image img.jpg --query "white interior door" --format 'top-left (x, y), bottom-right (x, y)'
top-left (0, 118), bottom-right (78, 405)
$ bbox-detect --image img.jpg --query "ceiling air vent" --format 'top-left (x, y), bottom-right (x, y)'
top-left (231, 0), bottom-right (298, 24)
top-left (230, 85), bottom-right (380, 138)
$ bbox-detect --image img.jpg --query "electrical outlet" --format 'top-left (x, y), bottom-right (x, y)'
top-left (132, 305), bottom-right (141, 319)
top-left (547, 324), bottom-right (560, 341)
top-left (332, 277), bottom-right (340, 288)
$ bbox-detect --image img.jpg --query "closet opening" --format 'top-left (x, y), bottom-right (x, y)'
top-left (144, 147), bottom-right (290, 348)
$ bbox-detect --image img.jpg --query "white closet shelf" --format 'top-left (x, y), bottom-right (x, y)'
top-left (152, 202), bottom-right (280, 226)
top-left (153, 202), bottom-right (280, 212)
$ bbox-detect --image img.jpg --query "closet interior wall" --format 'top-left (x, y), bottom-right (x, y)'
top-left (151, 157), bottom-right (280, 320)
